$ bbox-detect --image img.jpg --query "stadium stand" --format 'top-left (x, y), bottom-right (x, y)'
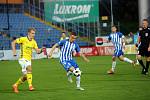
top-left (0, 13), bottom-right (61, 49)
top-left (0, 13), bottom-right (89, 50)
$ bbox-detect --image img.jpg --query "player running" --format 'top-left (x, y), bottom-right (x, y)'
top-left (48, 32), bottom-right (89, 91)
top-left (11, 27), bottom-right (43, 93)
top-left (107, 26), bottom-right (135, 74)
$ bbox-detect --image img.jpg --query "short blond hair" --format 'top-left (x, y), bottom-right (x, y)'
top-left (28, 27), bottom-right (36, 33)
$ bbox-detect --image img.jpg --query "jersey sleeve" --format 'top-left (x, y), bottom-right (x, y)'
top-left (33, 41), bottom-right (38, 49)
top-left (57, 39), bottom-right (66, 46)
top-left (16, 37), bottom-right (24, 44)
top-left (139, 31), bottom-right (142, 37)
top-left (119, 32), bottom-right (123, 38)
top-left (108, 35), bottom-right (111, 41)
top-left (75, 43), bottom-right (80, 53)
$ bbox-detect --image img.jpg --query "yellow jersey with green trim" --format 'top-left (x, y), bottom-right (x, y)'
top-left (16, 37), bottom-right (38, 61)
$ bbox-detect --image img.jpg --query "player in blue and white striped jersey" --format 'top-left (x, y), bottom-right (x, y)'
top-left (107, 26), bottom-right (135, 74)
top-left (49, 32), bottom-right (89, 90)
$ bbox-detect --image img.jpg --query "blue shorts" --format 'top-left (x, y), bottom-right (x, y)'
top-left (113, 50), bottom-right (124, 57)
top-left (60, 59), bottom-right (79, 71)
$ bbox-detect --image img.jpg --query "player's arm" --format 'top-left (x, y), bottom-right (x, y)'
top-left (11, 40), bottom-right (17, 56)
top-left (11, 37), bottom-right (23, 56)
top-left (148, 43), bottom-right (150, 51)
top-left (107, 35), bottom-right (111, 43)
top-left (75, 44), bottom-right (89, 62)
top-left (148, 39), bottom-right (150, 51)
top-left (135, 35), bottom-right (141, 48)
top-left (48, 43), bottom-right (59, 57)
top-left (122, 35), bottom-right (126, 49)
top-left (33, 41), bottom-right (44, 54)
top-left (135, 30), bottom-right (141, 47)
top-left (35, 48), bottom-right (43, 54)
top-left (79, 52), bottom-right (90, 62)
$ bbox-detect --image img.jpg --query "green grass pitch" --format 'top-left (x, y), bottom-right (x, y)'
top-left (0, 55), bottom-right (150, 100)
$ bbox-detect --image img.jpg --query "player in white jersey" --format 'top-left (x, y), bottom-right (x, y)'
top-left (49, 32), bottom-right (89, 90)
top-left (107, 26), bottom-right (135, 74)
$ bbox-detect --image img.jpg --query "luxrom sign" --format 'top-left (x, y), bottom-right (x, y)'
top-left (44, 0), bottom-right (99, 22)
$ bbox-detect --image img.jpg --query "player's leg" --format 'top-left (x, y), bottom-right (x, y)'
top-left (67, 70), bottom-right (73, 83)
top-left (63, 60), bottom-right (84, 90)
top-left (136, 49), bottom-right (140, 65)
top-left (12, 58), bottom-right (28, 93)
top-left (14, 75), bottom-right (27, 86)
top-left (12, 75), bottom-right (27, 93)
top-left (136, 54), bottom-right (140, 65)
top-left (137, 54), bottom-right (146, 74)
top-left (145, 56), bottom-right (150, 74)
top-left (137, 48), bottom-right (147, 74)
top-left (61, 61), bottom-right (73, 83)
top-left (107, 56), bottom-right (116, 74)
top-left (117, 50), bottom-right (134, 64)
top-left (119, 55), bottom-right (134, 64)
top-left (138, 55), bottom-right (146, 74)
top-left (70, 60), bottom-right (84, 90)
top-left (26, 65), bottom-right (34, 91)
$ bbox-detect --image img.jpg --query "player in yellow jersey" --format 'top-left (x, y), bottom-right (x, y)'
top-left (11, 27), bottom-right (43, 93)
top-left (60, 32), bottom-right (69, 40)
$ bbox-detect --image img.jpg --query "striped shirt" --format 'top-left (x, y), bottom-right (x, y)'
top-left (57, 39), bottom-right (80, 62)
top-left (108, 32), bottom-right (124, 51)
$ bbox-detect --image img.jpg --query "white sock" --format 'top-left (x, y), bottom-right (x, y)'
top-left (136, 59), bottom-right (139, 64)
top-left (112, 61), bottom-right (116, 72)
top-left (67, 71), bottom-right (72, 76)
top-left (76, 76), bottom-right (80, 88)
top-left (123, 57), bottom-right (133, 63)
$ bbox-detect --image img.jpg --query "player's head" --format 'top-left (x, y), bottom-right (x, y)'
top-left (142, 19), bottom-right (149, 29)
top-left (61, 32), bottom-right (66, 38)
top-left (28, 27), bottom-right (36, 39)
top-left (69, 32), bottom-right (78, 42)
top-left (111, 26), bottom-right (117, 33)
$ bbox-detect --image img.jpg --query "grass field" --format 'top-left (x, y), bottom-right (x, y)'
top-left (1, 55), bottom-right (150, 100)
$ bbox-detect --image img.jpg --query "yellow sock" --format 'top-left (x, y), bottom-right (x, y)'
top-left (27, 73), bottom-right (32, 87)
top-left (15, 77), bottom-right (24, 86)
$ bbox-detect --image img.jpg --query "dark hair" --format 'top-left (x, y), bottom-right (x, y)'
top-left (70, 32), bottom-right (77, 36)
top-left (143, 19), bottom-right (149, 23)
top-left (28, 27), bottom-right (36, 33)
top-left (62, 32), bottom-right (66, 33)
top-left (111, 25), bottom-right (118, 29)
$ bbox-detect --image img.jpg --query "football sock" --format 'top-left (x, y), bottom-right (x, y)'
top-left (15, 77), bottom-right (24, 86)
top-left (138, 60), bottom-right (146, 69)
top-left (27, 73), bottom-right (32, 87)
top-left (146, 61), bottom-right (150, 72)
top-left (76, 76), bottom-right (81, 88)
top-left (123, 57), bottom-right (133, 63)
top-left (67, 71), bottom-right (72, 76)
top-left (136, 59), bottom-right (139, 63)
top-left (112, 61), bottom-right (116, 72)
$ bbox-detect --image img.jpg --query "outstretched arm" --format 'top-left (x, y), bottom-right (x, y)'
top-left (122, 35), bottom-right (126, 50)
top-left (11, 40), bottom-right (17, 56)
top-left (79, 52), bottom-right (89, 62)
top-left (35, 48), bottom-right (43, 54)
top-left (48, 43), bottom-right (59, 57)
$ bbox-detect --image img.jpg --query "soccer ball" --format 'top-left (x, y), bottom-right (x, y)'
top-left (74, 68), bottom-right (81, 76)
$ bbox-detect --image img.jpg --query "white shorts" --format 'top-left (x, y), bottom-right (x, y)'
top-left (18, 58), bottom-right (31, 74)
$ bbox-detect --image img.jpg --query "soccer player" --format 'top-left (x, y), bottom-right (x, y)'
top-left (136, 19), bottom-right (150, 75)
top-left (11, 27), bottom-right (43, 93)
top-left (107, 26), bottom-right (135, 74)
top-left (60, 32), bottom-right (69, 40)
top-left (48, 32), bottom-right (89, 90)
